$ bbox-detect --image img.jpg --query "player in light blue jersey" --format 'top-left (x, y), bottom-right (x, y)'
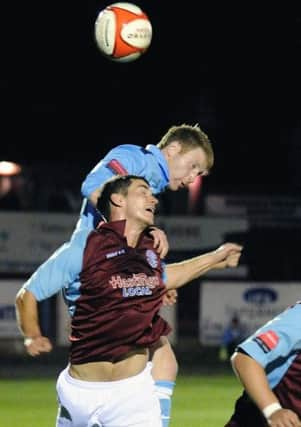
top-left (21, 123), bottom-right (214, 427)
top-left (225, 302), bottom-right (301, 427)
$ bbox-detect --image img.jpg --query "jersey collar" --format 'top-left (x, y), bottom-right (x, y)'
top-left (99, 219), bottom-right (152, 246)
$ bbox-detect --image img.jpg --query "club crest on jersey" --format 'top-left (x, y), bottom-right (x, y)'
top-left (146, 249), bottom-right (158, 268)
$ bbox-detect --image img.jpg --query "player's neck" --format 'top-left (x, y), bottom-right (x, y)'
top-left (124, 221), bottom-right (145, 248)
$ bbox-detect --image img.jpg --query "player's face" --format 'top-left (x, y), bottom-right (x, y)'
top-left (167, 146), bottom-right (209, 191)
top-left (125, 179), bottom-right (158, 227)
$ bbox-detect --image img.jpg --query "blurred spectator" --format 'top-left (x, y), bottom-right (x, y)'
top-left (219, 315), bottom-right (246, 361)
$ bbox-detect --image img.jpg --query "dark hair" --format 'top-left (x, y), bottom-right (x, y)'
top-left (96, 175), bottom-right (150, 221)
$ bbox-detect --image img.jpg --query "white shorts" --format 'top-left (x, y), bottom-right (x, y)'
top-left (56, 362), bottom-right (162, 427)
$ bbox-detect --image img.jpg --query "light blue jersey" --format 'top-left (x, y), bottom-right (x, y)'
top-left (74, 144), bottom-right (169, 232)
top-left (238, 302), bottom-right (301, 388)
top-left (24, 143), bottom-right (169, 311)
top-left (82, 144), bottom-right (169, 199)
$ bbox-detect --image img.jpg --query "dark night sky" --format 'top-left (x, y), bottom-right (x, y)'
top-left (1, 2), bottom-right (301, 194)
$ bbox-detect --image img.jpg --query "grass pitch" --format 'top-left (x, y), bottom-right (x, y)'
top-left (0, 373), bottom-right (243, 427)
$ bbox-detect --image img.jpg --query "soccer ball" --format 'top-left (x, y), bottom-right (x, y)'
top-left (94, 2), bottom-right (152, 63)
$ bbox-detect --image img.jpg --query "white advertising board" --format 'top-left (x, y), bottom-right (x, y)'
top-left (0, 212), bottom-right (77, 272)
top-left (156, 216), bottom-right (248, 250)
top-left (0, 279), bottom-right (23, 338)
top-left (199, 281), bottom-right (301, 345)
top-left (0, 212), bottom-right (249, 273)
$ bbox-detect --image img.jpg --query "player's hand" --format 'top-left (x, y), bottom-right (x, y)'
top-left (24, 336), bottom-right (53, 357)
top-left (268, 408), bottom-right (301, 426)
top-left (149, 227), bottom-right (169, 259)
top-left (163, 289), bottom-right (178, 306)
top-left (215, 243), bottom-right (243, 255)
top-left (225, 251), bottom-right (242, 268)
top-left (214, 243), bottom-right (243, 269)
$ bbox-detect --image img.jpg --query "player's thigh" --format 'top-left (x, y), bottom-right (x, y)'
top-left (122, 383), bottom-right (161, 427)
top-left (150, 336), bottom-right (178, 381)
top-left (56, 368), bottom-right (102, 427)
top-left (100, 365), bottom-right (161, 427)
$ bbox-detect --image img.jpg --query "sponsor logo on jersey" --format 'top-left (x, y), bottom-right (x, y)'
top-left (109, 272), bottom-right (160, 298)
top-left (122, 286), bottom-right (153, 297)
top-left (146, 249), bottom-right (158, 268)
top-left (253, 330), bottom-right (279, 353)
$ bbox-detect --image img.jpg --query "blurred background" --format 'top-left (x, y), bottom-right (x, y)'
top-left (1, 1), bottom-right (301, 373)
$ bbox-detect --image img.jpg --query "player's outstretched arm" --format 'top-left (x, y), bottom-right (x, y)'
top-left (231, 351), bottom-right (301, 426)
top-left (164, 242), bottom-right (243, 289)
top-left (15, 288), bottom-right (52, 356)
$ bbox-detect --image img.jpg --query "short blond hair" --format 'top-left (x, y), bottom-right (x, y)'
top-left (157, 124), bottom-right (214, 170)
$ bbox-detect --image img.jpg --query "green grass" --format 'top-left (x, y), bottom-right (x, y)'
top-left (171, 374), bottom-right (243, 427)
top-left (0, 374), bottom-right (243, 427)
top-left (0, 379), bottom-right (57, 427)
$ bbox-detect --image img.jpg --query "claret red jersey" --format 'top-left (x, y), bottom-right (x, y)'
top-left (70, 220), bottom-right (171, 364)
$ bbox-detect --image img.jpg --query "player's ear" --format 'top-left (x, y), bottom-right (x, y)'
top-left (110, 193), bottom-right (124, 208)
top-left (166, 141), bottom-right (182, 157)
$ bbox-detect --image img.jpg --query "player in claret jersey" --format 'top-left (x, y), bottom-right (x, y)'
top-left (17, 123), bottom-right (214, 427)
top-left (16, 175), bottom-right (242, 427)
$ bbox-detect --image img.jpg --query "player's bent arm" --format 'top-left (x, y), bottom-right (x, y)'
top-left (164, 243), bottom-right (243, 289)
top-left (16, 288), bottom-right (41, 338)
top-left (81, 146), bottom-right (147, 199)
top-left (14, 229), bottom-right (88, 355)
top-left (24, 228), bottom-right (89, 301)
top-left (15, 288), bottom-right (52, 356)
top-left (231, 352), bottom-right (301, 425)
top-left (231, 351), bottom-right (279, 411)
top-left (81, 160), bottom-right (116, 199)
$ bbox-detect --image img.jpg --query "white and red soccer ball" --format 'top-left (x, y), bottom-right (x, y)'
top-left (95, 2), bottom-right (152, 63)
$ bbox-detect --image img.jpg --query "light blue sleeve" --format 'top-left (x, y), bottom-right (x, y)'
top-left (239, 304), bottom-right (301, 368)
top-left (23, 228), bottom-right (90, 301)
top-left (81, 145), bottom-right (147, 198)
top-left (161, 261), bottom-right (167, 286)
